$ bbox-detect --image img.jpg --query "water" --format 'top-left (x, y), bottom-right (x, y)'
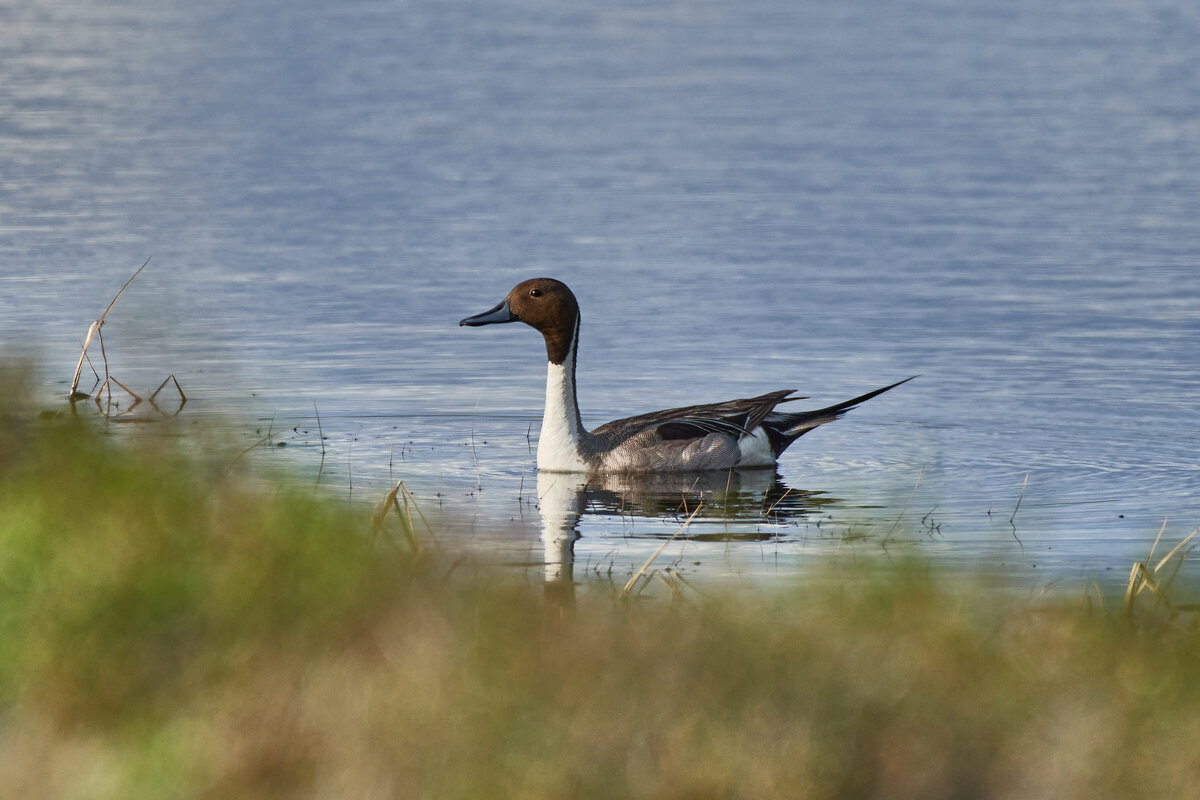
top-left (2, 0), bottom-right (1198, 594)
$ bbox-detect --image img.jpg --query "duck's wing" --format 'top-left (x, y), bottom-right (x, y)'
top-left (591, 390), bottom-right (803, 443)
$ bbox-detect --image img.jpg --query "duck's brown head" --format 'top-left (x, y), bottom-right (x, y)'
top-left (459, 278), bottom-right (580, 365)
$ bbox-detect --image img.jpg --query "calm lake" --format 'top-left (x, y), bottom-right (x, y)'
top-left (2, 0), bottom-right (1198, 594)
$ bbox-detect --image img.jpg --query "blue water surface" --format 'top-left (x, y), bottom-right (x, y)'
top-left (2, 0), bottom-right (1198, 592)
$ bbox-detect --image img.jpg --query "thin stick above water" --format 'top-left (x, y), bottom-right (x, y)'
top-left (622, 503), bottom-right (703, 596)
top-left (1009, 471), bottom-right (1029, 527)
top-left (69, 257), bottom-right (152, 398)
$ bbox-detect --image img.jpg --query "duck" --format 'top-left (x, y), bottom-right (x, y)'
top-left (460, 278), bottom-right (912, 474)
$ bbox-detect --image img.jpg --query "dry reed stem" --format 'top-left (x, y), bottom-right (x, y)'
top-left (653, 570), bottom-right (685, 601)
top-left (765, 485), bottom-right (796, 519)
top-left (372, 480), bottom-right (438, 554)
top-left (150, 374), bottom-right (187, 404)
top-left (882, 465), bottom-right (924, 544)
top-left (69, 321), bottom-right (102, 398)
top-left (104, 375), bottom-right (141, 402)
top-left (69, 257), bottom-right (151, 398)
top-left (1009, 471), bottom-right (1029, 554)
top-left (225, 431), bottom-right (276, 472)
top-left (67, 258), bottom-right (187, 417)
top-left (622, 503), bottom-right (703, 596)
top-left (156, 379), bottom-right (187, 413)
top-left (312, 402), bottom-right (325, 457)
top-left (670, 570), bottom-right (706, 598)
top-left (470, 428), bottom-right (481, 492)
top-left (97, 324), bottom-right (112, 402)
top-left (1123, 522), bottom-right (1199, 619)
top-left (1144, 518), bottom-right (1168, 567)
top-left (1153, 524), bottom-right (1199, 573)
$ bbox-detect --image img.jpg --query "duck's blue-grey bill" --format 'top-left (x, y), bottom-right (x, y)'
top-left (459, 300), bottom-right (517, 326)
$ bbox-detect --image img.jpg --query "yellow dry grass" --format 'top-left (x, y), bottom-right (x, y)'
top-left (1, 368), bottom-right (1198, 799)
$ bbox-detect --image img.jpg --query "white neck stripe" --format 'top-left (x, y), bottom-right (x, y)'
top-left (537, 315), bottom-right (587, 472)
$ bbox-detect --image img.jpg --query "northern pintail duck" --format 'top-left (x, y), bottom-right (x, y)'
top-left (460, 278), bottom-right (912, 474)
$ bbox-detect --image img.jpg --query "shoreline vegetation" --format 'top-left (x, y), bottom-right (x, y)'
top-left (1, 366), bottom-right (1198, 798)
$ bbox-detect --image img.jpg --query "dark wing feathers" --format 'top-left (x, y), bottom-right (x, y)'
top-left (591, 390), bottom-right (801, 443)
top-left (655, 416), bottom-right (752, 441)
top-left (590, 377), bottom-right (914, 458)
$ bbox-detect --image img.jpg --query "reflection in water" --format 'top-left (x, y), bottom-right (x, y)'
top-left (534, 472), bottom-right (585, 588)
top-left (535, 469), bottom-right (838, 594)
top-left (583, 470), bottom-right (835, 530)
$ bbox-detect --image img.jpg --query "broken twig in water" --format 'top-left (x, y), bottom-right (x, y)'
top-left (1009, 472), bottom-right (1029, 527)
top-left (70, 257), bottom-right (150, 399)
top-left (1009, 472), bottom-right (1029, 553)
top-left (68, 257), bottom-right (187, 417)
top-left (150, 374), bottom-right (187, 406)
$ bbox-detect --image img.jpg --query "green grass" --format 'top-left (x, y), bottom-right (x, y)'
top-left (1, 372), bottom-right (1199, 799)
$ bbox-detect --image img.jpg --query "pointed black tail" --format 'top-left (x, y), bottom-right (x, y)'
top-left (763, 376), bottom-right (915, 457)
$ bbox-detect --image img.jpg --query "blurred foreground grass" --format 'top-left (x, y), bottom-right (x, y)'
top-left (1, 372), bottom-right (1199, 799)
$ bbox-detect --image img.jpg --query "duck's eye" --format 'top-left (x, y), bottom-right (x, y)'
top-left (529, 288), bottom-right (543, 298)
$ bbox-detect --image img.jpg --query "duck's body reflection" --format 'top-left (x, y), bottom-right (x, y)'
top-left (535, 469), bottom-right (832, 600)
